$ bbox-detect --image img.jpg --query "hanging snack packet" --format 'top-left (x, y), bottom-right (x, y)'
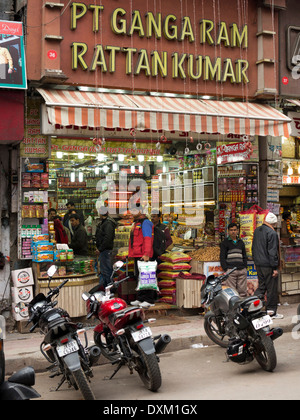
top-left (137, 260), bottom-right (159, 291)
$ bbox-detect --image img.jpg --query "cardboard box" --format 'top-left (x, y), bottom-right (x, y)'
top-left (12, 303), bottom-right (29, 321)
top-left (11, 268), bottom-right (34, 288)
top-left (11, 286), bottom-right (34, 304)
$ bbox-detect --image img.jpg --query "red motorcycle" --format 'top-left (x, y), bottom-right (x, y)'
top-left (82, 261), bottom-right (171, 392)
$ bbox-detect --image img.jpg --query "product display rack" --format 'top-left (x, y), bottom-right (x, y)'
top-left (18, 157), bottom-right (49, 260)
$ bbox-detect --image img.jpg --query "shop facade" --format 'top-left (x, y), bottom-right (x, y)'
top-left (277, 0), bottom-right (300, 300)
top-left (16, 0), bottom-right (292, 316)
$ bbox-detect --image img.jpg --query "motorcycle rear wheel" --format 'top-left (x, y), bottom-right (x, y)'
top-left (204, 311), bottom-right (231, 348)
top-left (253, 329), bottom-right (277, 372)
top-left (136, 351), bottom-right (162, 392)
top-left (72, 368), bottom-right (95, 400)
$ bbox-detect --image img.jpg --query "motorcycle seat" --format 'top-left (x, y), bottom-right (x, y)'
top-left (229, 296), bottom-right (259, 311)
top-left (109, 306), bottom-right (142, 325)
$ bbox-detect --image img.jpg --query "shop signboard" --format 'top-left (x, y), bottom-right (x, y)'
top-left (50, 137), bottom-right (165, 156)
top-left (0, 20), bottom-right (27, 89)
top-left (20, 98), bottom-right (49, 158)
top-left (216, 138), bottom-right (259, 164)
top-left (279, 0), bottom-right (300, 97)
top-left (26, 0), bottom-right (258, 98)
top-left (289, 111), bottom-right (300, 137)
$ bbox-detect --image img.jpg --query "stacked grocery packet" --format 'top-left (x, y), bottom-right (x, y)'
top-left (157, 252), bottom-right (192, 304)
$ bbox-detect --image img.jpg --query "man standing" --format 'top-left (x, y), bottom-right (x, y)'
top-left (150, 211), bottom-right (173, 260)
top-left (129, 207), bottom-right (155, 308)
top-left (252, 212), bottom-right (283, 319)
top-left (220, 222), bottom-right (248, 297)
top-left (0, 46), bottom-right (13, 82)
top-left (69, 214), bottom-right (88, 256)
top-left (95, 213), bottom-right (117, 287)
top-left (63, 201), bottom-right (85, 227)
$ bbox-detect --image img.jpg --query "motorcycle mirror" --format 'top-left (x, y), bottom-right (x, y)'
top-left (113, 261), bottom-right (124, 271)
top-left (82, 292), bottom-right (90, 301)
top-left (47, 265), bottom-right (57, 278)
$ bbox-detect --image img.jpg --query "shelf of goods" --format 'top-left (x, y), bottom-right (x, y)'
top-left (33, 259), bottom-right (99, 318)
top-left (19, 158), bottom-right (49, 260)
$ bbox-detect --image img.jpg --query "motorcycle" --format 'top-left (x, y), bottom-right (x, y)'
top-left (201, 267), bottom-right (283, 372)
top-left (0, 315), bottom-right (40, 400)
top-left (25, 265), bottom-right (101, 400)
top-left (82, 261), bottom-right (171, 392)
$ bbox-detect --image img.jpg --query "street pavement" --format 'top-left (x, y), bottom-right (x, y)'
top-left (3, 302), bottom-right (299, 375)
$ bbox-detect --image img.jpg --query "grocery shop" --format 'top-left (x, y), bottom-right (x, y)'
top-left (14, 0), bottom-right (294, 321)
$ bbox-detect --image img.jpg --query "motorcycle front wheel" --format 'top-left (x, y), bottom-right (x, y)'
top-left (253, 329), bottom-right (277, 372)
top-left (136, 350), bottom-right (162, 392)
top-left (204, 311), bottom-right (231, 348)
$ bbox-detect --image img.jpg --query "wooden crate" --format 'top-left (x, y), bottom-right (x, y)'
top-left (190, 259), bottom-right (204, 274)
top-left (38, 275), bottom-right (99, 318)
top-left (176, 277), bottom-right (203, 308)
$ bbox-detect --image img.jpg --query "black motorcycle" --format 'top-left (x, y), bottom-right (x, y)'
top-left (0, 315), bottom-right (40, 400)
top-left (26, 265), bottom-right (101, 400)
top-left (201, 267), bottom-right (283, 372)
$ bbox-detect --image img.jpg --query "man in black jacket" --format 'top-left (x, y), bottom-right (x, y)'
top-left (69, 214), bottom-right (88, 256)
top-left (220, 222), bottom-right (248, 297)
top-left (95, 214), bottom-right (117, 287)
top-left (252, 212), bottom-right (283, 319)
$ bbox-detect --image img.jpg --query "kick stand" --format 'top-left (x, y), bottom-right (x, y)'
top-left (107, 360), bottom-right (125, 380)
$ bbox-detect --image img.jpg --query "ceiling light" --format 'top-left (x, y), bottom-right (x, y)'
top-left (138, 155), bottom-right (144, 162)
top-left (118, 154), bottom-right (125, 162)
top-left (78, 153), bottom-right (84, 159)
top-left (157, 156), bottom-right (163, 162)
top-left (131, 165), bottom-right (135, 174)
top-left (97, 153), bottom-right (105, 162)
top-left (78, 172), bottom-right (83, 182)
top-left (56, 151), bottom-right (63, 159)
top-left (70, 172), bottom-right (75, 182)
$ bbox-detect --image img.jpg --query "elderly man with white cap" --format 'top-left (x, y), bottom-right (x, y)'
top-left (252, 212), bottom-right (283, 319)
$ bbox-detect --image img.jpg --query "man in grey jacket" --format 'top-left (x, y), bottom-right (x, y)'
top-left (252, 212), bottom-right (283, 319)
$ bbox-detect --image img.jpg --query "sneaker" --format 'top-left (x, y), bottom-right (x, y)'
top-left (267, 310), bottom-right (275, 316)
top-left (130, 300), bottom-right (142, 306)
top-left (139, 301), bottom-right (152, 309)
top-left (272, 313), bottom-right (284, 319)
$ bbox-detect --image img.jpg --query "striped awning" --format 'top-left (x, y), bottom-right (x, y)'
top-left (287, 99), bottom-right (300, 107)
top-left (37, 88), bottom-right (291, 138)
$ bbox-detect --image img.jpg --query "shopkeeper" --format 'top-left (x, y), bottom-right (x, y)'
top-left (69, 214), bottom-right (88, 256)
top-left (281, 211), bottom-right (295, 246)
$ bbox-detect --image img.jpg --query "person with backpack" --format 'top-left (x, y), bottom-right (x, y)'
top-left (151, 211), bottom-right (173, 260)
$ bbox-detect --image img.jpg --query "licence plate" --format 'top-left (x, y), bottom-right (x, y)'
top-left (252, 315), bottom-right (273, 330)
top-left (57, 339), bottom-right (79, 357)
top-left (131, 327), bottom-right (152, 342)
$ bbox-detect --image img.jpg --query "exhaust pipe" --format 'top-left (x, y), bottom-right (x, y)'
top-left (155, 334), bottom-right (171, 354)
top-left (270, 327), bottom-right (283, 341)
top-left (88, 345), bottom-right (101, 366)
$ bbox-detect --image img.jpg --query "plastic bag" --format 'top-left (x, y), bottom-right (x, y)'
top-left (136, 260), bottom-right (159, 291)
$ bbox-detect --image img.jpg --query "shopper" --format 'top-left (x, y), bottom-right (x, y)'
top-left (280, 211), bottom-right (295, 245)
top-left (69, 213), bottom-right (88, 256)
top-left (63, 201), bottom-right (85, 227)
top-left (220, 222), bottom-right (248, 297)
top-left (48, 208), bottom-right (71, 244)
top-left (95, 213), bottom-right (117, 287)
top-left (150, 211), bottom-right (173, 260)
top-left (252, 212), bottom-right (283, 319)
top-left (129, 207), bottom-right (155, 308)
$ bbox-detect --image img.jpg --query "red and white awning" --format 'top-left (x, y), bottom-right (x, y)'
top-left (37, 88), bottom-right (291, 138)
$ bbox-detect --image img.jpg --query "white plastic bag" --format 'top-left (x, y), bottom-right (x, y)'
top-left (136, 260), bottom-right (159, 291)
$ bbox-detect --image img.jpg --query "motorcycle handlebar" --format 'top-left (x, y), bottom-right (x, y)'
top-left (218, 267), bottom-right (237, 282)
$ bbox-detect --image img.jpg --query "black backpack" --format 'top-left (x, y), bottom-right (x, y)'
top-left (153, 224), bottom-right (167, 258)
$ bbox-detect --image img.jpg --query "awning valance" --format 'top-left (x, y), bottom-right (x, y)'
top-left (37, 88), bottom-right (291, 138)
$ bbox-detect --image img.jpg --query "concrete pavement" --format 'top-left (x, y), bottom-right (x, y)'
top-left (3, 302), bottom-right (299, 375)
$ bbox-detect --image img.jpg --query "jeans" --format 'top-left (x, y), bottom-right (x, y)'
top-left (99, 250), bottom-right (113, 287)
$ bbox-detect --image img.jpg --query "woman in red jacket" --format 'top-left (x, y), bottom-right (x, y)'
top-left (129, 208), bottom-right (155, 308)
